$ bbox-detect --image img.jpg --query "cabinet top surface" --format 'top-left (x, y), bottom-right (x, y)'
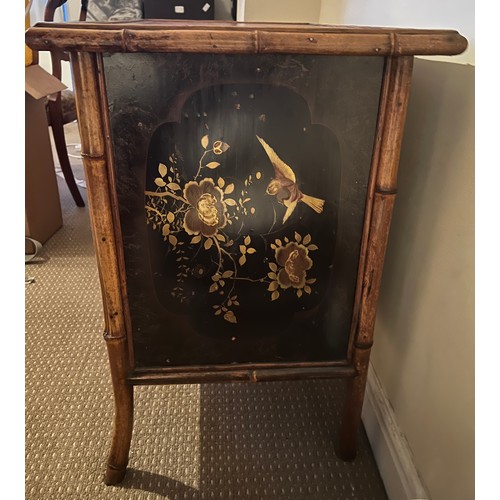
top-left (26, 20), bottom-right (467, 56)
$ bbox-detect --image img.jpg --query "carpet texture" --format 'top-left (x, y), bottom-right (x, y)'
top-left (25, 126), bottom-right (388, 499)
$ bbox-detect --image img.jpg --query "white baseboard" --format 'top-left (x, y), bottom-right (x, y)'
top-left (362, 363), bottom-right (430, 500)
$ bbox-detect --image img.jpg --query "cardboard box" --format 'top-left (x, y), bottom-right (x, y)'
top-left (25, 65), bottom-right (66, 245)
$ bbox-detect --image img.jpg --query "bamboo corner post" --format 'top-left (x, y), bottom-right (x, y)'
top-left (25, 22), bottom-right (467, 485)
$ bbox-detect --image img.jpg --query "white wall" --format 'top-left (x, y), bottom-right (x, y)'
top-left (244, 0), bottom-right (322, 23)
top-left (373, 58), bottom-right (474, 500)
top-left (319, 0), bottom-right (474, 65)
top-left (319, 2), bottom-right (474, 499)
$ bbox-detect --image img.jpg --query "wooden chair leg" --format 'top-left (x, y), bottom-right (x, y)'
top-left (47, 96), bottom-right (86, 207)
top-left (335, 347), bottom-right (370, 461)
top-left (103, 336), bottom-right (134, 485)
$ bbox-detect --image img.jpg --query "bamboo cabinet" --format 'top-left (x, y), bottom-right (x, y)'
top-left (26, 21), bottom-right (467, 485)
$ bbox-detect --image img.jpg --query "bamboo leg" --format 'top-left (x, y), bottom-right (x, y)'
top-left (335, 347), bottom-right (370, 461)
top-left (104, 337), bottom-right (134, 485)
top-left (69, 51), bottom-right (134, 485)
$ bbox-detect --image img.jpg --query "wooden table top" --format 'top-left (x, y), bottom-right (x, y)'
top-left (26, 20), bottom-right (467, 56)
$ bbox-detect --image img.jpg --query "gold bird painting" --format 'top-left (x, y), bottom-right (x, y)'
top-left (256, 135), bottom-right (325, 223)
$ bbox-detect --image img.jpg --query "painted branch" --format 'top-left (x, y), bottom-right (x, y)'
top-left (25, 22), bottom-right (467, 56)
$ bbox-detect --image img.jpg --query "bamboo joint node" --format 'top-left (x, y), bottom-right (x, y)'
top-left (103, 332), bottom-right (126, 342)
top-left (81, 152), bottom-right (106, 160)
top-left (354, 341), bottom-right (374, 350)
top-left (375, 187), bottom-right (398, 196)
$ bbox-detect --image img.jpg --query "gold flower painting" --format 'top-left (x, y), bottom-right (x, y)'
top-left (145, 133), bottom-right (325, 324)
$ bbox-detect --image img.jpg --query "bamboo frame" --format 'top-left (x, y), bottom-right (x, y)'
top-left (26, 21), bottom-right (467, 56)
top-left (25, 21), bottom-right (466, 485)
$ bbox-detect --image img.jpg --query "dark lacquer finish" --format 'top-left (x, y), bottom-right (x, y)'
top-left (103, 53), bottom-right (384, 368)
top-left (25, 21), bottom-right (467, 485)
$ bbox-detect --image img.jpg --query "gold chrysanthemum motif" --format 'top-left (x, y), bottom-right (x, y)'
top-left (183, 179), bottom-right (227, 237)
top-left (275, 242), bottom-right (313, 289)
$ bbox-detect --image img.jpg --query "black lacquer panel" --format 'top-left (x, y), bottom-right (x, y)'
top-left (103, 53), bottom-right (384, 368)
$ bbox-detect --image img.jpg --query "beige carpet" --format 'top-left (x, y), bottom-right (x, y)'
top-left (25, 125), bottom-right (388, 499)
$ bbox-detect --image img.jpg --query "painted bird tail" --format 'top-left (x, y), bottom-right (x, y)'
top-left (301, 194), bottom-right (325, 214)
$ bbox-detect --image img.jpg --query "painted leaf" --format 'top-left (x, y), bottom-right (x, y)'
top-left (162, 225), bottom-right (170, 236)
top-left (224, 311), bottom-right (237, 324)
top-left (275, 239), bottom-right (282, 246)
top-left (294, 232), bottom-right (302, 242)
top-left (167, 212), bottom-right (175, 223)
top-left (225, 198), bottom-right (237, 206)
top-left (219, 280), bottom-right (225, 287)
top-left (239, 255), bottom-right (246, 266)
top-left (191, 235), bottom-right (202, 244)
top-left (222, 270), bottom-right (234, 278)
top-left (271, 291), bottom-right (280, 301)
top-left (154, 177), bottom-right (166, 187)
top-left (250, 207), bottom-right (256, 214)
top-left (239, 245), bottom-right (247, 254)
top-left (216, 233), bottom-right (225, 242)
top-left (304, 286), bottom-right (312, 294)
top-left (167, 182), bottom-right (181, 191)
top-left (212, 274), bottom-right (221, 281)
top-left (256, 171), bottom-right (262, 179)
top-left (303, 234), bottom-right (312, 245)
top-left (269, 263), bottom-right (278, 272)
top-left (268, 272), bottom-right (277, 280)
top-left (201, 135), bottom-right (209, 149)
top-left (217, 177), bottom-right (225, 188)
top-left (268, 281), bottom-right (279, 291)
top-left (308, 244), bottom-right (319, 251)
top-left (306, 278), bottom-right (317, 284)
top-left (158, 163), bottom-right (168, 177)
top-left (209, 283), bottom-right (219, 293)
top-left (270, 244), bottom-right (277, 250)
top-left (244, 236), bottom-right (251, 246)
top-left (206, 162), bottom-right (220, 169)
top-left (214, 309), bottom-right (222, 316)
top-left (297, 289), bottom-right (303, 298)
top-left (225, 183), bottom-right (235, 194)
top-left (247, 248), bottom-right (256, 254)
top-left (204, 238), bottom-right (213, 250)
top-left (168, 235), bottom-right (178, 246)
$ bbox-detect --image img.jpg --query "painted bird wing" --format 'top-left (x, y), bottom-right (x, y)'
top-left (256, 136), bottom-right (296, 183)
top-left (282, 198), bottom-right (298, 224)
